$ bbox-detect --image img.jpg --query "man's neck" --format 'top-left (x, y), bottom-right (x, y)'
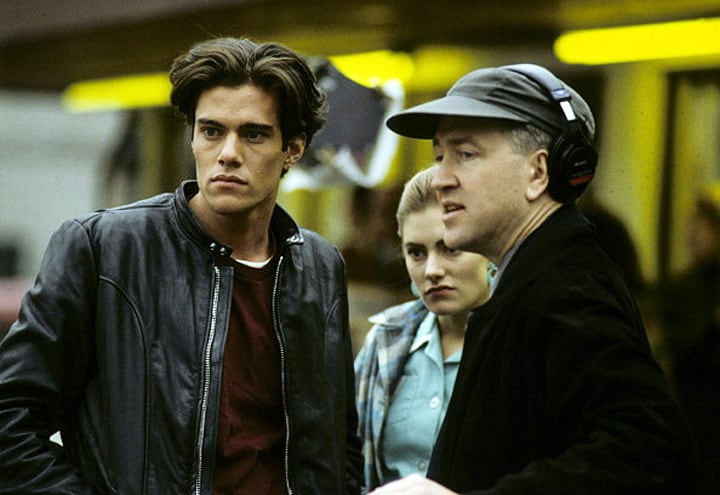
top-left (189, 195), bottom-right (275, 261)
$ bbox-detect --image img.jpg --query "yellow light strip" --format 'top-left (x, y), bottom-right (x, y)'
top-left (62, 47), bottom-right (474, 113)
top-left (555, 17), bottom-right (720, 65)
top-left (62, 52), bottom-right (414, 113)
top-left (62, 72), bottom-right (171, 113)
top-left (328, 50), bottom-right (414, 87)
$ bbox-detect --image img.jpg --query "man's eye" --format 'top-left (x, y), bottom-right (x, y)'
top-left (458, 150), bottom-right (474, 159)
top-left (201, 127), bottom-right (222, 138)
top-left (245, 130), bottom-right (265, 141)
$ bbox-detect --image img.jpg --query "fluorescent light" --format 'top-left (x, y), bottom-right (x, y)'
top-left (60, 46), bottom-right (471, 113)
top-left (555, 17), bottom-right (720, 65)
top-left (328, 50), bottom-right (414, 87)
top-left (61, 52), bottom-right (411, 113)
top-left (62, 72), bottom-right (171, 113)
top-left (328, 47), bottom-right (478, 92)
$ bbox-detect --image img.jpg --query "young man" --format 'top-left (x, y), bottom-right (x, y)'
top-left (0, 37), bottom-right (362, 494)
top-left (370, 64), bottom-right (697, 494)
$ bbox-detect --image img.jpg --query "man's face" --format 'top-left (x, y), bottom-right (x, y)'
top-left (431, 117), bottom-right (530, 261)
top-left (190, 83), bottom-right (304, 223)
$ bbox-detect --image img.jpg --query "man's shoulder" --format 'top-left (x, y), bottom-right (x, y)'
top-left (297, 227), bottom-right (341, 253)
top-left (68, 192), bottom-right (176, 238)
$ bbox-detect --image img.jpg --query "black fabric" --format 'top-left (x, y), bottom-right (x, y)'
top-left (0, 181), bottom-right (362, 495)
top-left (385, 65), bottom-right (594, 141)
top-left (428, 204), bottom-right (698, 494)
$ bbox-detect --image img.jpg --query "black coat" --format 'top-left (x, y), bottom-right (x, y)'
top-left (428, 204), bottom-right (697, 494)
top-left (0, 181), bottom-right (362, 495)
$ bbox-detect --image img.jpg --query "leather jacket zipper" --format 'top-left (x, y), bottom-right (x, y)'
top-left (194, 265), bottom-right (221, 495)
top-left (272, 255), bottom-right (293, 495)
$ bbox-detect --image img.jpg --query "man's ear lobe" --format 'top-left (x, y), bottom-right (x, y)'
top-left (526, 149), bottom-right (550, 201)
top-left (286, 133), bottom-right (307, 164)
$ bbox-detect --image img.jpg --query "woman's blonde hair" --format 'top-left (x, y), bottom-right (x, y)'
top-left (395, 164), bottom-right (439, 238)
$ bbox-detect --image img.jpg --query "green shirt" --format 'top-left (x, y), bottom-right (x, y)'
top-left (380, 312), bottom-right (461, 481)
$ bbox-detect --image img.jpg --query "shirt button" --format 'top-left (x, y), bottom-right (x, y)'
top-left (429, 396), bottom-right (441, 409)
top-left (418, 460), bottom-right (427, 471)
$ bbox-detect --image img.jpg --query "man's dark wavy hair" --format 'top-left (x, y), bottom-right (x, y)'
top-left (169, 37), bottom-right (327, 149)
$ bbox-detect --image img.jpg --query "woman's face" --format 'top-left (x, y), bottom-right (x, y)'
top-left (402, 205), bottom-right (490, 315)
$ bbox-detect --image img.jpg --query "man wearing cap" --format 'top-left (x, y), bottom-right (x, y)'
top-left (370, 64), bottom-right (697, 494)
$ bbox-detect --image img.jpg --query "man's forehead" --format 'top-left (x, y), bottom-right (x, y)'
top-left (437, 115), bottom-right (517, 132)
top-left (433, 117), bottom-right (513, 143)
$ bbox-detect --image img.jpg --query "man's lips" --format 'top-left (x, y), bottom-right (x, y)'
top-left (211, 175), bottom-right (247, 184)
top-left (441, 200), bottom-right (463, 214)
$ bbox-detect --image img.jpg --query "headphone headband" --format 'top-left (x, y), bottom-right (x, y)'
top-left (501, 64), bottom-right (598, 202)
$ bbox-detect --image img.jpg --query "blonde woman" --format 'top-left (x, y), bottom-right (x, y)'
top-left (354, 165), bottom-right (491, 492)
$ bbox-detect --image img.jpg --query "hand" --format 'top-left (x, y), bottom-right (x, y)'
top-left (368, 474), bottom-right (458, 494)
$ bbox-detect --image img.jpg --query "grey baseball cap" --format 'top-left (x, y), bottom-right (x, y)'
top-left (386, 64), bottom-right (595, 141)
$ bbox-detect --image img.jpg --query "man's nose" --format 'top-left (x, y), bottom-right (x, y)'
top-left (218, 134), bottom-right (241, 166)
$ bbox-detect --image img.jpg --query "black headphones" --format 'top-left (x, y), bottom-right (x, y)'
top-left (503, 64), bottom-right (598, 203)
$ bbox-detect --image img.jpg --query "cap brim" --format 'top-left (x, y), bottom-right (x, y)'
top-left (386, 94), bottom-right (529, 139)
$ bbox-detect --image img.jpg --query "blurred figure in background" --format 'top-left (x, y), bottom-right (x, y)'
top-left (354, 165), bottom-right (490, 492)
top-left (343, 185), bottom-right (410, 351)
top-left (579, 189), bottom-right (645, 295)
top-left (657, 193), bottom-right (720, 495)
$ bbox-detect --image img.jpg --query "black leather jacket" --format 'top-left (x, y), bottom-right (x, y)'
top-left (0, 181), bottom-right (362, 495)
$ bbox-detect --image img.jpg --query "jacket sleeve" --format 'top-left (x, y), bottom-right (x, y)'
top-left (340, 272), bottom-right (364, 495)
top-left (344, 333), bottom-right (364, 495)
top-left (353, 325), bottom-right (381, 493)
top-left (0, 219), bottom-right (98, 494)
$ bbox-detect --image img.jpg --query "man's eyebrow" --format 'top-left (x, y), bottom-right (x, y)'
top-left (447, 135), bottom-right (475, 145)
top-left (195, 118), bottom-right (275, 132)
top-left (433, 133), bottom-right (485, 150)
top-left (196, 117), bottom-right (223, 127)
top-left (239, 122), bottom-right (275, 132)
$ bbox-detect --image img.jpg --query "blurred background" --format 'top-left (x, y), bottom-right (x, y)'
top-left (2, 0), bottom-right (720, 355)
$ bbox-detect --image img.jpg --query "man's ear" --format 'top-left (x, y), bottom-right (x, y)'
top-left (526, 149), bottom-right (550, 201)
top-left (283, 133), bottom-right (307, 172)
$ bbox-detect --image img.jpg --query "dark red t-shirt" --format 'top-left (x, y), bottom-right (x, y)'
top-left (213, 254), bottom-right (286, 495)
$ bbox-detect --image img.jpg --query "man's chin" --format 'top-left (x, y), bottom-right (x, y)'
top-left (443, 232), bottom-right (466, 251)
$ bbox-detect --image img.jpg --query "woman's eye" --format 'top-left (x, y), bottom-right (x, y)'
top-left (407, 248), bottom-right (425, 259)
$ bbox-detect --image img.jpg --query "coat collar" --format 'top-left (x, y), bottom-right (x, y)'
top-left (174, 180), bottom-right (304, 258)
top-left (490, 203), bottom-right (595, 304)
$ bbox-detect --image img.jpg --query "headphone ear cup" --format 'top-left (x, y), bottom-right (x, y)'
top-left (546, 133), bottom-right (598, 202)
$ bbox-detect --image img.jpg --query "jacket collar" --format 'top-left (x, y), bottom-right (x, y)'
top-left (491, 203), bottom-right (595, 303)
top-left (174, 180), bottom-right (304, 258)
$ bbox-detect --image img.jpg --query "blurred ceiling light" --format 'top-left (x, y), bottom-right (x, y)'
top-left (62, 72), bottom-right (171, 113)
top-left (329, 47), bottom-right (477, 92)
top-left (62, 46), bottom-right (471, 113)
top-left (63, 52), bottom-right (411, 113)
top-left (406, 46), bottom-right (479, 92)
top-left (328, 50), bottom-right (414, 87)
top-left (555, 17), bottom-right (720, 65)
